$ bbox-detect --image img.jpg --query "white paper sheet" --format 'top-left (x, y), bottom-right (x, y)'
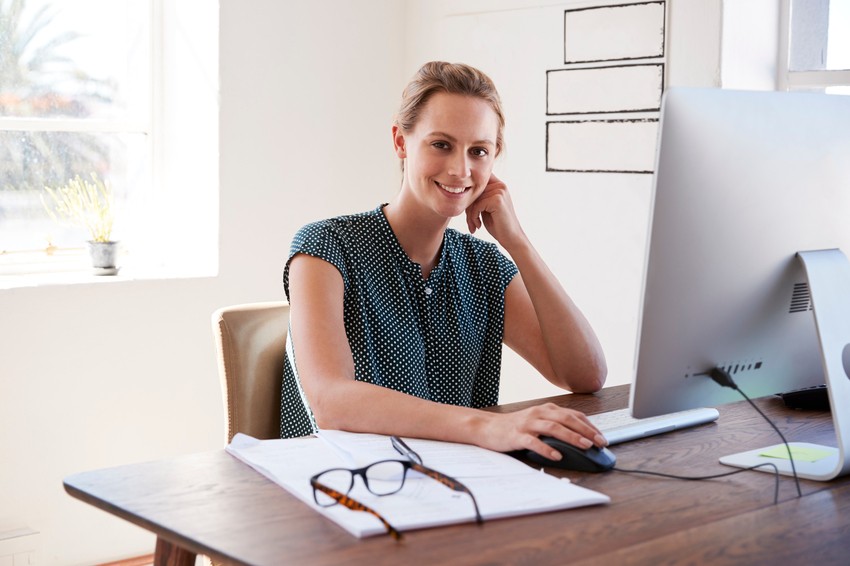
top-left (226, 432), bottom-right (610, 538)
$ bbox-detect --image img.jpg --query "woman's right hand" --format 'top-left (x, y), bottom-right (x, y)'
top-left (477, 403), bottom-right (607, 462)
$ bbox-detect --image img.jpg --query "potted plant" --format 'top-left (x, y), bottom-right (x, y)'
top-left (41, 172), bottom-right (120, 275)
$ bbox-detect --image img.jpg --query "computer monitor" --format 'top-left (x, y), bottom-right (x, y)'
top-left (629, 87), bottom-right (850, 481)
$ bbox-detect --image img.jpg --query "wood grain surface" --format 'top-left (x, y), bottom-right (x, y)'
top-left (65, 385), bottom-right (847, 565)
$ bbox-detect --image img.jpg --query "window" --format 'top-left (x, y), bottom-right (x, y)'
top-left (0, 0), bottom-right (218, 281)
top-left (780, 0), bottom-right (850, 94)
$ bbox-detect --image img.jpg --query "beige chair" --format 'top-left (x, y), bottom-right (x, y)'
top-left (211, 301), bottom-right (289, 443)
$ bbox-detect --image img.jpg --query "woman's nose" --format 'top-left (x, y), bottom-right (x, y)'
top-left (447, 151), bottom-right (471, 178)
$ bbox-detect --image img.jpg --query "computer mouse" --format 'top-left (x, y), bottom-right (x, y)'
top-left (525, 436), bottom-right (617, 472)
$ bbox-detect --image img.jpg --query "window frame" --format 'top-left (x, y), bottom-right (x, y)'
top-left (0, 0), bottom-right (219, 285)
top-left (0, 0), bottom-right (157, 270)
top-left (778, 0), bottom-right (850, 91)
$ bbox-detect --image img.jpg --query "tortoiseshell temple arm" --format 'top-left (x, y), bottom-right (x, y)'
top-left (311, 479), bottom-right (403, 540)
top-left (411, 463), bottom-right (484, 524)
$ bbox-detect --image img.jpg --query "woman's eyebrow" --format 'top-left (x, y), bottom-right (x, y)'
top-left (426, 131), bottom-right (495, 146)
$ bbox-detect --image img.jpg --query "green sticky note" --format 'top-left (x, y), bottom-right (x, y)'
top-left (760, 445), bottom-right (832, 462)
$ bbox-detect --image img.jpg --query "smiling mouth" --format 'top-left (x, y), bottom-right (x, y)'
top-left (436, 181), bottom-right (470, 194)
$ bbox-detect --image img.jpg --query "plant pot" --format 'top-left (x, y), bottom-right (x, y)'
top-left (87, 241), bottom-right (120, 275)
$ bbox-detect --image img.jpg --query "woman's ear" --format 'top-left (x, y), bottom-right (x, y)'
top-left (392, 125), bottom-right (407, 159)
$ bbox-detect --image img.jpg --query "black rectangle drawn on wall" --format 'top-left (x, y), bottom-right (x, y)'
top-left (564, 1), bottom-right (666, 64)
top-left (547, 64), bottom-right (664, 115)
top-left (546, 119), bottom-right (659, 173)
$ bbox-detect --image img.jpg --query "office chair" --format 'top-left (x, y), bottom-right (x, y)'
top-left (211, 301), bottom-right (289, 444)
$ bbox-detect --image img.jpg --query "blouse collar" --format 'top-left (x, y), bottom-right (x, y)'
top-left (377, 204), bottom-right (448, 283)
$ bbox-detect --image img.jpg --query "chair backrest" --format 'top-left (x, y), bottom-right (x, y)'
top-left (212, 302), bottom-right (289, 444)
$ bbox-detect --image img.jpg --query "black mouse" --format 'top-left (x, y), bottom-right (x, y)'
top-left (525, 436), bottom-right (617, 472)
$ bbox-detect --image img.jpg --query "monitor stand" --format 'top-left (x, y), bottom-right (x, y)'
top-left (719, 248), bottom-right (850, 481)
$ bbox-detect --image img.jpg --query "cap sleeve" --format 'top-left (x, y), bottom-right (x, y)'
top-left (283, 220), bottom-right (350, 301)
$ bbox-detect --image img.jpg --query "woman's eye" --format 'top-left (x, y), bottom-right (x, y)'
top-left (470, 148), bottom-right (489, 158)
top-left (432, 141), bottom-right (450, 150)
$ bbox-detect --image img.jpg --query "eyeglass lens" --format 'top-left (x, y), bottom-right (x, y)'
top-left (314, 461), bottom-right (409, 506)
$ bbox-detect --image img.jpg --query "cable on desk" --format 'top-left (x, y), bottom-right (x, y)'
top-left (609, 366), bottom-right (805, 505)
top-left (705, 367), bottom-right (803, 498)
top-left (612, 463), bottom-right (781, 505)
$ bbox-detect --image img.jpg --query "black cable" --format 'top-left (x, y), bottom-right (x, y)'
top-left (733, 385), bottom-right (803, 497)
top-left (612, 463), bottom-right (781, 504)
top-left (706, 368), bottom-right (803, 498)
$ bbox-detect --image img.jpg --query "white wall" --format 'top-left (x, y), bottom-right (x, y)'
top-left (722, 0), bottom-right (781, 90)
top-left (0, 1), bottom-right (779, 563)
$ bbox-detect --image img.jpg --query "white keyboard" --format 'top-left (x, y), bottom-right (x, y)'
top-left (588, 407), bottom-right (720, 445)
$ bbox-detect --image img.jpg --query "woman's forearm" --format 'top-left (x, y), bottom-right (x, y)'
top-left (303, 376), bottom-right (607, 457)
top-left (305, 378), bottom-right (493, 444)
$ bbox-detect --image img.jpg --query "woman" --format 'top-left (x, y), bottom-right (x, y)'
top-left (282, 61), bottom-right (608, 461)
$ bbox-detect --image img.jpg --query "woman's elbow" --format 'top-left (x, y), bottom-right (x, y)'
top-left (303, 387), bottom-right (345, 430)
top-left (563, 356), bottom-right (608, 394)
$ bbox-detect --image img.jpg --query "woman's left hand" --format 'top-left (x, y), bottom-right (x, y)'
top-left (465, 173), bottom-right (525, 248)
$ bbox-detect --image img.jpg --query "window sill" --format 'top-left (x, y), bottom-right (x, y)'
top-left (0, 268), bottom-right (218, 290)
top-left (0, 251), bottom-right (217, 290)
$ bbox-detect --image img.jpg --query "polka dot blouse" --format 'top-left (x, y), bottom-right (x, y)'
top-left (280, 204), bottom-right (518, 439)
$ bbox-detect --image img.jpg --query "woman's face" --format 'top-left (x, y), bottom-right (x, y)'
top-left (393, 92), bottom-right (500, 221)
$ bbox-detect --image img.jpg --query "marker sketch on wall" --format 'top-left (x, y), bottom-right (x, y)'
top-left (547, 63), bottom-right (664, 115)
top-left (547, 119), bottom-right (659, 174)
top-left (563, 1), bottom-right (666, 64)
top-left (547, 0), bottom-right (666, 174)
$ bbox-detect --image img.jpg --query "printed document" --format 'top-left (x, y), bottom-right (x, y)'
top-left (226, 432), bottom-right (609, 538)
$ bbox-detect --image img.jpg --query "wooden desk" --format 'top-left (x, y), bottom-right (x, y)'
top-left (64, 385), bottom-right (849, 565)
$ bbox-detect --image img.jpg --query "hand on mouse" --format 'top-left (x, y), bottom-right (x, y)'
top-left (477, 402), bottom-right (608, 462)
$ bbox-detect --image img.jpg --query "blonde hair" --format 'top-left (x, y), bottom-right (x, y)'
top-left (395, 61), bottom-right (505, 156)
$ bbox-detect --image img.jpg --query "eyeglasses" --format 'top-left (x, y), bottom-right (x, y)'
top-left (309, 438), bottom-right (483, 539)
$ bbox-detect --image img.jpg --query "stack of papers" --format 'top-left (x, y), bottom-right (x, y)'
top-left (226, 431), bottom-right (610, 538)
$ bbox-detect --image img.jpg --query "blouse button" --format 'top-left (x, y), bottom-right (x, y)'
top-left (424, 287), bottom-right (432, 295)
